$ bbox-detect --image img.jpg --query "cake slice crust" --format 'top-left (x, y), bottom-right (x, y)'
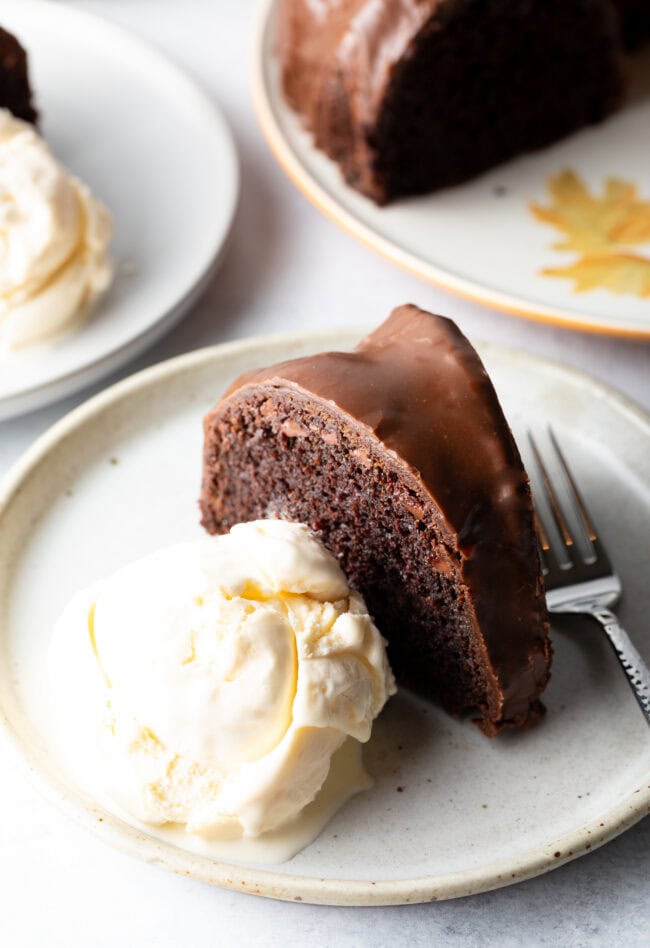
top-left (200, 306), bottom-right (551, 735)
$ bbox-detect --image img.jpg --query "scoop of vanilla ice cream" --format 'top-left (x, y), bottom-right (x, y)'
top-left (0, 109), bottom-right (112, 351)
top-left (49, 520), bottom-right (395, 839)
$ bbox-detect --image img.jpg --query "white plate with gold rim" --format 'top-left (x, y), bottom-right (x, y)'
top-left (0, 0), bottom-right (238, 420)
top-left (253, 0), bottom-right (650, 338)
top-left (0, 330), bottom-right (649, 906)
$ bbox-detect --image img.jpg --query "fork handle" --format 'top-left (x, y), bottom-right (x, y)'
top-left (588, 607), bottom-right (650, 725)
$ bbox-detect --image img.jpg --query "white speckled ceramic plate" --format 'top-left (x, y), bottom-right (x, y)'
top-left (253, 0), bottom-right (650, 337)
top-left (0, 0), bottom-right (238, 420)
top-left (0, 330), bottom-right (649, 905)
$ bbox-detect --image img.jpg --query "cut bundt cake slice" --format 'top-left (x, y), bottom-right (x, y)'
top-left (277, 0), bottom-right (625, 204)
top-left (0, 26), bottom-right (38, 124)
top-left (200, 305), bottom-right (551, 736)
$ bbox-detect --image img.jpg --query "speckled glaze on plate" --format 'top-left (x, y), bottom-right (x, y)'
top-left (253, 0), bottom-right (650, 338)
top-left (0, 330), bottom-right (648, 906)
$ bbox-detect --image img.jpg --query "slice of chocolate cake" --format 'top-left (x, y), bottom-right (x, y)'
top-left (200, 305), bottom-right (551, 736)
top-left (277, 0), bottom-right (625, 204)
top-left (0, 26), bottom-right (38, 124)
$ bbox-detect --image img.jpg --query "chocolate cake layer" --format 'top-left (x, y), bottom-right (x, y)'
top-left (278, 0), bottom-right (625, 204)
top-left (0, 26), bottom-right (38, 124)
top-left (200, 306), bottom-right (551, 735)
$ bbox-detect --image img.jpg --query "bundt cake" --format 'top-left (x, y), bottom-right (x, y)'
top-left (277, 0), bottom-right (633, 204)
top-left (0, 26), bottom-right (38, 124)
top-left (200, 305), bottom-right (552, 736)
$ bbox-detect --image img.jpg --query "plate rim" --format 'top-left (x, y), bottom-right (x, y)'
top-left (1, 330), bottom-right (649, 906)
top-left (0, 0), bottom-right (240, 420)
top-left (251, 0), bottom-right (650, 341)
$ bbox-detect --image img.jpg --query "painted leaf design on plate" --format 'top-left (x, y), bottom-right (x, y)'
top-left (543, 254), bottom-right (650, 297)
top-left (530, 171), bottom-right (650, 297)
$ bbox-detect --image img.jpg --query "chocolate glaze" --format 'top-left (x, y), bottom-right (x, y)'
top-left (210, 306), bottom-right (551, 729)
top-left (278, 0), bottom-right (433, 201)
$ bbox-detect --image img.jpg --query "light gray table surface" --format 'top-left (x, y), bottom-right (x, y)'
top-left (1, 2), bottom-right (649, 945)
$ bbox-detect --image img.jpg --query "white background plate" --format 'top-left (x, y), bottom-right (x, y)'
top-left (253, 0), bottom-right (650, 338)
top-left (0, 0), bottom-right (238, 420)
top-left (0, 330), bottom-right (649, 906)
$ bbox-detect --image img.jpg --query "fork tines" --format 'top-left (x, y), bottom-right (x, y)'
top-left (528, 429), bottom-right (610, 587)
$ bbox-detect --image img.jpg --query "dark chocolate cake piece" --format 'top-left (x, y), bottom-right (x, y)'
top-left (200, 305), bottom-right (551, 736)
top-left (611, 0), bottom-right (650, 47)
top-left (277, 0), bottom-right (626, 204)
top-left (0, 26), bottom-right (38, 124)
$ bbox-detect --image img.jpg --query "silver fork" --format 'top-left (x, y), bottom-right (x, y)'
top-left (529, 428), bottom-right (650, 725)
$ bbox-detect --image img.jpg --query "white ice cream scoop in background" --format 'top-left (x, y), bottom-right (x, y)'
top-left (0, 109), bottom-right (112, 351)
top-left (49, 520), bottom-right (395, 856)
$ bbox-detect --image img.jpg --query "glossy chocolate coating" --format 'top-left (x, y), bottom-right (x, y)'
top-left (219, 306), bottom-right (551, 725)
top-left (278, 0), bottom-right (433, 201)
